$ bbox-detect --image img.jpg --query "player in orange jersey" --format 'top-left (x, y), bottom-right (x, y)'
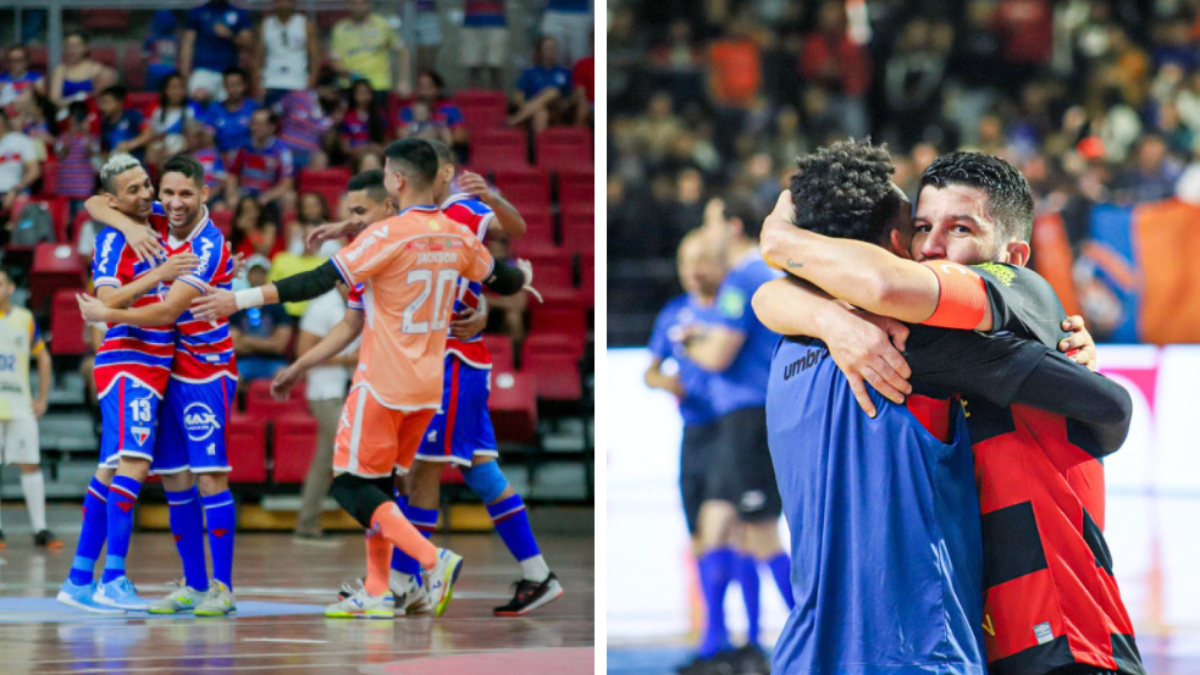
top-left (191, 139), bottom-right (534, 618)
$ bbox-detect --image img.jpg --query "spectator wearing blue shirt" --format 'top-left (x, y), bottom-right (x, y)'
top-left (96, 86), bottom-right (154, 162)
top-left (229, 255), bottom-right (295, 388)
top-left (509, 37), bottom-right (572, 134)
top-left (207, 68), bottom-right (260, 162)
top-left (144, 10), bottom-right (182, 93)
top-left (181, 0), bottom-right (254, 103)
top-left (0, 45), bottom-right (47, 107)
top-left (540, 0), bottom-right (592, 65)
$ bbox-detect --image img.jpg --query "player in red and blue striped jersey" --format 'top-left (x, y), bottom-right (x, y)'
top-left (388, 140), bottom-right (563, 616)
top-left (80, 155), bottom-right (241, 618)
top-left (57, 154), bottom-right (201, 614)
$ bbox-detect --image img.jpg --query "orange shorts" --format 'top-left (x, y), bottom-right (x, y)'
top-left (333, 386), bottom-right (437, 478)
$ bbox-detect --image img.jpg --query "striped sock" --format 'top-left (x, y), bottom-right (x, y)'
top-left (487, 494), bottom-right (547, 581)
top-left (68, 477), bottom-right (109, 586)
top-left (102, 475), bottom-right (141, 583)
top-left (167, 487), bottom-right (209, 592)
top-left (202, 491), bottom-right (236, 590)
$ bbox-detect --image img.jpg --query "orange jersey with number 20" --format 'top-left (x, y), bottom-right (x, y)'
top-left (331, 204), bottom-right (495, 410)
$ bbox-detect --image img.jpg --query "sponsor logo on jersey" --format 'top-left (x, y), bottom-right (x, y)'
top-left (345, 225), bottom-right (390, 262)
top-left (974, 261), bottom-right (1016, 287)
top-left (195, 236), bottom-right (215, 277)
top-left (417, 251), bottom-right (458, 264)
top-left (426, 430), bottom-right (437, 443)
top-left (782, 347), bottom-right (829, 380)
top-left (99, 232), bottom-right (116, 272)
top-left (183, 401), bottom-right (222, 441)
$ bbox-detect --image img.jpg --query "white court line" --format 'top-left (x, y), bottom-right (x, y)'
top-left (243, 637), bottom-right (330, 644)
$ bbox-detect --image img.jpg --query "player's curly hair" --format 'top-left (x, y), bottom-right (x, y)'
top-left (789, 139), bottom-right (902, 243)
top-left (918, 151), bottom-right (1034, 243)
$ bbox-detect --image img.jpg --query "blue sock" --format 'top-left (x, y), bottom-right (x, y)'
top-left (736, 554), bottom-right (761, 646)
top-left (395, 499), bottom-right (438, 587)
top-left (390, 495), bottom-right (423, 579)
top-left (69, 477), bottom-right (109, 586)
top-left (102, 475), bottom-right (141, 583)
top-left (767, 552), bottom-right (795, 609)
top-left (698, 547), bottom-right (735, 657)
top-left (167, 487), bottom-right (209, 592)
top-left (487, 494), bottom-right (540, 562)
top-left (202, 491), bottom-right (236, 589)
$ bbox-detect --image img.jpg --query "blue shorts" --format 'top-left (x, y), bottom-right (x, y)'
top-left (416, 358), bottom-right (498, 468)
top-left (98, 376), bottom-right (164, 469)
top-left (154, 376), bottom-right (238, 474)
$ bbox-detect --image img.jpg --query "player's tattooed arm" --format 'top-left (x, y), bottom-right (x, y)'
top-left (272, 310), bottom-right (364, 400)
top-left (753, 276), bottom-right (912, 417)
top-left (84, 195), bottom-right (166, 264)
top-left (94, 253), bottom-right (200, 310)
top-left (761, 190), bottom-right (990, 328)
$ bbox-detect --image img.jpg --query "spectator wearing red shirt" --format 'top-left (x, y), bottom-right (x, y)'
top-left (228, 108), bottom-right (295, 212)
top-left (230, 194), bottom-right (285, 260)
top-left (799, 0), bottom-right (871, 138)
top-left (996, 0), bottom-right (1053, 67)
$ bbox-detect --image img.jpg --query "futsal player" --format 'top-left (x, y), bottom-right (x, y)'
top-left (755, 142), bottom-right (1142, 675)
top-left (191, 139), bottom-right (535, 619)
top-left (678, 198), bottom-right (793, 673)
top-left (57, 154), bottom-right (199, 613)
top-left (387, 140), bottom-right (562, 616)
top-left (0, 266), bottom-right (60, 551)
top-left (79, 155), bottom-right (240, 616)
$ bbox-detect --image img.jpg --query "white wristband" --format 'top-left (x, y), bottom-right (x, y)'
top-left (234, 288), bottom-right (265, 311)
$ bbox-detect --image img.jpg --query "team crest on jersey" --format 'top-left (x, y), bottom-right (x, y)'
top-left (183, 402), bottom-right (222, 441)
top-left (132, 426), bottom-right (151, 445)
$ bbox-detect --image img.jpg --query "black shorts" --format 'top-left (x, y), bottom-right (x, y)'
top-left (680, 420), bottom-right (720, 535)
top-left (707, 406), bottom-right (782, 522)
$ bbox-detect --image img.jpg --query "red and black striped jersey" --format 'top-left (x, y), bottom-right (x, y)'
top-left (936, 262), bottom-right (1144, 675)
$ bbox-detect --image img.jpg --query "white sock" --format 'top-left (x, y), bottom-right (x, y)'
top-left (519, 554), bottom-right (550, 583)
top-left (20, 471), bottom-right (46, 532)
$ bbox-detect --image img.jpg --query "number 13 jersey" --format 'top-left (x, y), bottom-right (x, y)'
top-left (331, 204), bottom-right (495, 410)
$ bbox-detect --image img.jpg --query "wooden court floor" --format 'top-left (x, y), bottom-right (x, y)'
top-left (0, 531), bottom-right (595, 674)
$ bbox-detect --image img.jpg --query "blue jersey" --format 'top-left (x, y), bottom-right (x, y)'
top-left (766, 335), bottom-right (986, 675)
top-left (708, 250), bottom-right (781, 415)
top-left (648, 294), bottom-right (717, 426)
top-left (186, 2), bottom-right (253, 73)
top-left (207, 99), bottom-right (259, 154)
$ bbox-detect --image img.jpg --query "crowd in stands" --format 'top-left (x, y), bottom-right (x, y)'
top-left (0, 0), bottom-right (596, 426)
top-left (609, 0), bottom-right (1200, 345)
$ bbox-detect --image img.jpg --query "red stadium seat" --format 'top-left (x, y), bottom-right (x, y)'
top-left (482, 334), bottom-right (515, 371)
top-left (561, 199), bottom-right (593, 222)
top-left (536, 128), bottom-right (591, 173)
top-left (519, 251), bottom-right (573, 290)
top-left (512, 206), bottom-right (556, 250)
top-left (227, 414), bottom-right (268, 483)
top-left (120, 45), bottom-right (145, 93)
top-left (272, 414), bottom-right (319, 483)
top-left (557, 169), bottom-right (593, 210)
top-left (522, 332), bottom-right (585, 360)
top-left (245, 379), bottom-right (306, 419)
top-left (71, 208), bottom-right (92, 245)
top-left (30, 243), bottom-right (84, 315)
top-left (441, 464), bottom-right (465, 485)
top-left (126, 92), bottom-right (159, 117)
top-left (529, 294), bottom-right (587, 337)
top-left (470, 129), bottom-right (529, 173)
top-left (488, 371), bottom-right (538, 443)
top-left (298, 168), bottom-right (352, 215)
top-left (25, 199), bottom-right (70, 244)
top-left (523, 353), bottom-right (582, 400)
top-left (561, 214), bottom-right (594, 255)
top-left (38, 161), bottom-right (58, 197)
top-left (51, 288), bottom-right (88, 356)
top-left (89, 46), bottom-right (119, 68)
top-left (495, 169), bottom-right (551, 213)
top-left (210, 209), bottom-right (233, 238)
top-left (580, 253), bottom-right (594, 299)
top-left (82, 10), bottom-right (131, 34)
top-left (454, 89), bottom-right (508, 132)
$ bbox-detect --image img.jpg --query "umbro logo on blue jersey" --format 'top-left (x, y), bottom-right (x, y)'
top-left (782, 348), bottom-right (828, 380)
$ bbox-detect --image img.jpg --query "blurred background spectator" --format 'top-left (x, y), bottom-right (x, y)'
top-left (608, 0), bottom-right (1200, 347)
top-left (229, 254), bottom-right (294, 388)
